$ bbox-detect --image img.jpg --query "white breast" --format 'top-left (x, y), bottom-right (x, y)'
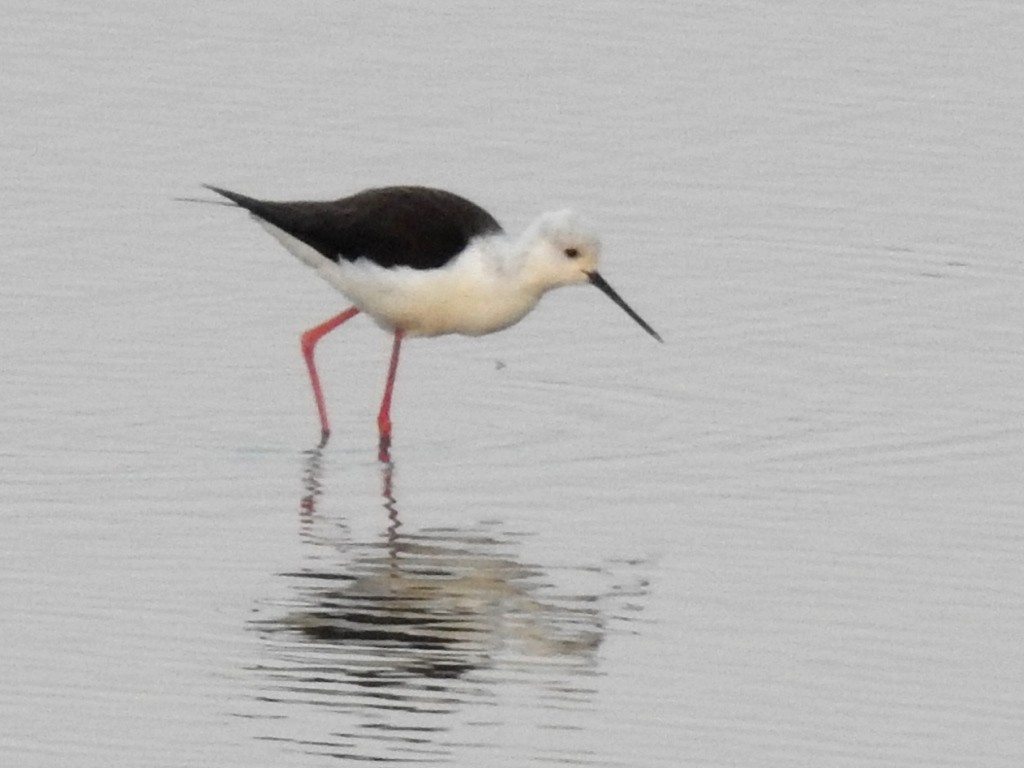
top-left (257, 219), bottom-right (539, 337)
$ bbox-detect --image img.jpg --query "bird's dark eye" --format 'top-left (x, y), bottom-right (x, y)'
top-left (564, 247), bottom-right (580, 258)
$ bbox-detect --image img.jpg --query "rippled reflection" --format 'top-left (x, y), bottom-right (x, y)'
top-left (247, 448), bottom-right (647, 763)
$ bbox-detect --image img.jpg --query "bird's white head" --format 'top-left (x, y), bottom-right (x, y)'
top-left (514, 209), bottom-right (663, 342)
top-left (516, 209), bottom-right (602, 293)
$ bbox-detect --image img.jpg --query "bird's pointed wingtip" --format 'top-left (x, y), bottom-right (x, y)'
top-left (174, 184), bottom-right (239, 207)
top-left (203, 183), bottom-right (232, 199)
top-left (196, 184), bottom-right (253, 208)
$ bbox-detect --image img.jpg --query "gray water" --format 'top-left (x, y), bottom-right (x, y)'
top-left (3, 1), bottom-right (1024, 765)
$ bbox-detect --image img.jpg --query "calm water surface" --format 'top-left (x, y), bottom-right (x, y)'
top-left (3, 1), bottom-right (1024, 766)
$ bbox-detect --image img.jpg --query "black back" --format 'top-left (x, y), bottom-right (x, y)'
top-left (205, 184), bottom-right (504, 270)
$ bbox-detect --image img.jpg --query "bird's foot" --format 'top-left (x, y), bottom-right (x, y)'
top-left (377, 432), bottom-right (392, 464)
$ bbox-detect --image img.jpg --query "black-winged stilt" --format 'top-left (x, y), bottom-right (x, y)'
top-left (203, 184), bottom-right (662, 446)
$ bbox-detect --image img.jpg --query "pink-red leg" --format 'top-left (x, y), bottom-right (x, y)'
top-left (300, 306), bottom-right (360, 442)
top-left (377, 330), bottom-right (404, 440)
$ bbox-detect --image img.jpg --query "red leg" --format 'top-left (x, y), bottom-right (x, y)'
top-left (301, 306), bottom-right (360, 441)
top-left (377, 330), bottom-right (404, 439)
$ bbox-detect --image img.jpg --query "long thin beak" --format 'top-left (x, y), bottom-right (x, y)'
top-left (587, 272), bottom-right (663, 342)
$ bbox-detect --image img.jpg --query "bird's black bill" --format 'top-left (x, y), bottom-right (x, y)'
top-left (588, 272), bottom-right (663, 342)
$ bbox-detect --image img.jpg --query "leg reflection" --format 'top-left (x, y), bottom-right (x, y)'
top-left (299, 444), bottom-right (324, 520)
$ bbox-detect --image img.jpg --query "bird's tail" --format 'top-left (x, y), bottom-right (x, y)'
top-left (174, 194), bottom-right (236, 206)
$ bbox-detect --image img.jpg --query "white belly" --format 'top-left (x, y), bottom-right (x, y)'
top-left (258, 219), bottom-right (538, 337)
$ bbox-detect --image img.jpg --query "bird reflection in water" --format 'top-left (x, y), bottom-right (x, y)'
top-left (246, 447), bottom-right (649, 761)
top-left (252, 445), bottom-right (643, 696)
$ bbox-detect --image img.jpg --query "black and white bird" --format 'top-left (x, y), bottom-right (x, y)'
top-left (203, 184), bottom-right (662, 447)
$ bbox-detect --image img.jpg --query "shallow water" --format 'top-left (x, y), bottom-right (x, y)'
top-left (3, 1), bottom-right (1024, 765)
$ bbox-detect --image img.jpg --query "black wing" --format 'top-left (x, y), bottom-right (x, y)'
top-left (205, 184), bottom-right (504, 270)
